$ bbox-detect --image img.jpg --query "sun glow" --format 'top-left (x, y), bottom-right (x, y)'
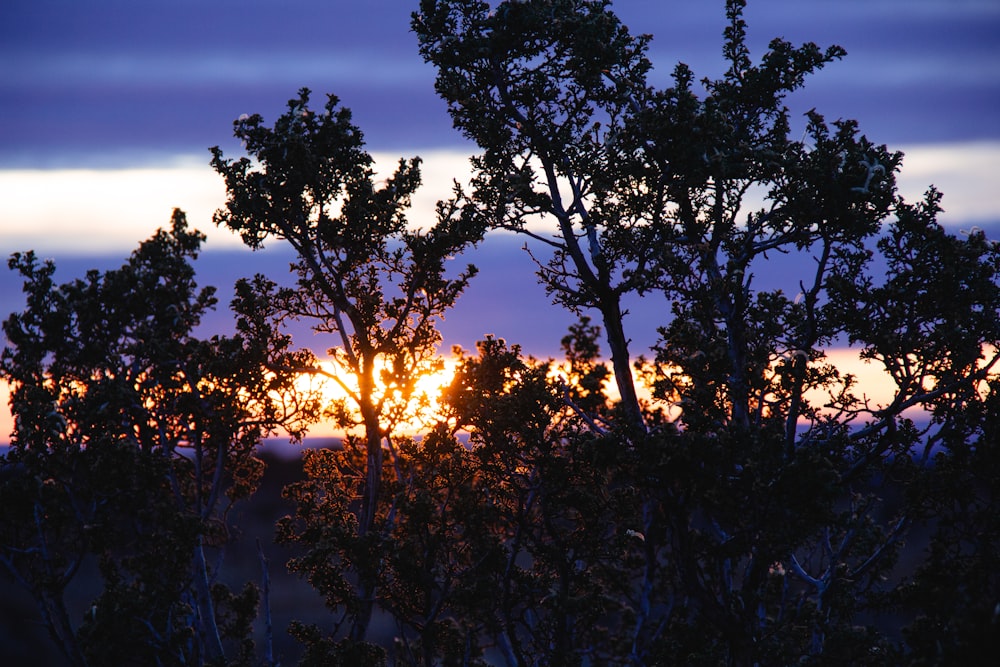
top-left (2, 347), bottom-right (989, 449)
top-left (294, 356), bottom-right (460, 439)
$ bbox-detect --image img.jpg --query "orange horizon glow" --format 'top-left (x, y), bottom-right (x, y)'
top-left (3, 346), bottom-right (993, 449)
top-left (291, 355), bottom-right (461, 439)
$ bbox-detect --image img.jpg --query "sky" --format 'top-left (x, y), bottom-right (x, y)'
top-left (1, 0), bottom-right (999, 441)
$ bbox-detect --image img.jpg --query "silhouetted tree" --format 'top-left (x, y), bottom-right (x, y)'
top-left (412, 0), bottom-right (1000, 663)
top-left (0, 211), bottom-right (305, 666)
top-left (5, 2), bottom-right (999, 665)
top-left (211, 89), bottom-right (479, 653)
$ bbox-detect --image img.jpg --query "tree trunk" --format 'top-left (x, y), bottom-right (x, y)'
top-left (599, 296), bottom-right (646, 432)
top-left (352, 410), bottom-right (383, 642)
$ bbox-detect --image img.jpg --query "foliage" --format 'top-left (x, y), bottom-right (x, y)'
top-left (211, 88), bottom-right (480, 645)
top-left (406, 0), bottom-right (1000, 663)
top-left (4, 1), bottom-right (999, 665)
top-left (0, 211), bottom-right (301, 665)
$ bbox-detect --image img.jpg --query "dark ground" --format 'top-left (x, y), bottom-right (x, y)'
top-left (0, 449), bottom-right (335, 666)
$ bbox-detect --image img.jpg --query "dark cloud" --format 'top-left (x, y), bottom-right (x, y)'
top-left (16, 222), bottom-right (997, 363)
top-left (1, 0), bottom-right (998, 166)
top-left (0, 0), bottom-right (453, 164)
top-left (0, 235), bottom-right (577, 360)
top-left (0, 80), bottom-right (460, 167)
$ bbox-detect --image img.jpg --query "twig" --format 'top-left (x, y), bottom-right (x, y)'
top-left (257, 538), bottom-right (275, 667)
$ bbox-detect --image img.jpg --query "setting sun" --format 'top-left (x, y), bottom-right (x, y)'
top-left (293, 355), bottom-right (460, 439)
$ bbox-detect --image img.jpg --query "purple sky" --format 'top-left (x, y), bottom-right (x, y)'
top-left (1, 1), bottom-right (999, 440)
top-left (2, 1), bottom-right (998, 165)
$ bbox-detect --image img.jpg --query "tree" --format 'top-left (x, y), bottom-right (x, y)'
top-left (438, 332), bottom-right (636, 666)
top-left (415, 0), bottom-right (657, 430)
top-left (210, 88), bottom-right (479, 648)
top-left (412, 0), bottom-right (1000, 663)
top-left (6, 1), bottom-right (999, 664)
top-left (0, 211), bottom-right (304, 666)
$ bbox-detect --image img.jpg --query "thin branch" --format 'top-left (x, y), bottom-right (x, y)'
top-left (557, 376), bottom-right (607, 435)
top-left (257, 539), bottom-right (275, 667)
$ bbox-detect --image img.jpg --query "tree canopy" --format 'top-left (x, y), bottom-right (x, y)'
top-left (3, 1), bottom-right (999, 665)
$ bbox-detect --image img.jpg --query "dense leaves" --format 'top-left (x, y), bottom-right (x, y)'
top-left (211, 88), bottom-right (481, 645)
top-left (0, 212), bottom-right (300, 665)
top-left (412, 0), bottom-right (1000, 663)
top-left (3, 1), bottom-right (999, 665)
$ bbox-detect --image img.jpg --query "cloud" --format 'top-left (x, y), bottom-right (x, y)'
top-left (0, 158), bottom-right (237, 254)
top-left (2, 139), bottom-right (997, 447)
top-left (2, 142), bottom-right (997, 256)
top-left (0, 152), bottom-right (479, 255)
top-left (3, 0), bottom-right (996, 167)
top-left (3, 52), bottom-right (434, 89)
top-left (896, 141), bottom-right (1000, 225)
